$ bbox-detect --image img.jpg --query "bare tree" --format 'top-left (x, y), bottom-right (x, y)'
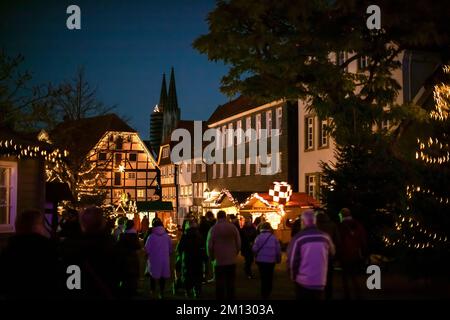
top-left (0, 50), bottom-right (57, 130)
top-left (53, 66), bottom-right (116, 122)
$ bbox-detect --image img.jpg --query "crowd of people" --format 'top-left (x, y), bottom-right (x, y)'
top-left (0, 206), bottom-right (368, 300)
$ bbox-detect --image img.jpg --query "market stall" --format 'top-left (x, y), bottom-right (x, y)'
top-left (239, 182), bottom-right (320, 244)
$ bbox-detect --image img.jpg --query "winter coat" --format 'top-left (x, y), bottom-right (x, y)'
top-left (144, 226), bottom-right (173, 279)
top-left (60, 232), bottom-right (120, 299)
top-left (207, 218), bottom-right (241, 266)
top-left (338, 218), bottom-right (367, 265)
top-left (141, 217), bottom-right (150, 234)
top-left (0, 234), bottom-right (63, 299)
top-left (287, 227), bottom-right (335, 290)
top-left (241, 224), bottom-right (258, 257)
top-left (177, 227), bottom-right (204, 284)
top-left (252, 230), bottom-right (281, 264)
top-left (116, 231), bottom-right (141, 290)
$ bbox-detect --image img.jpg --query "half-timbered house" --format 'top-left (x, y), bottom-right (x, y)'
top-left (50, 114), bottom-right (159, 206)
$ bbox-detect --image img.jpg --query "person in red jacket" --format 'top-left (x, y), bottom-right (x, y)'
top-left (337, 208), bottom-right (368, 300)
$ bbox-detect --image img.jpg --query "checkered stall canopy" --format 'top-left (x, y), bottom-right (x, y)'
top-left (269, 182), bottom-right (292, 204)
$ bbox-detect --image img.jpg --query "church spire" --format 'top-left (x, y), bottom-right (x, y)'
top-left (167, 67), bottom-right (178, 111)
top-left (158, 73), bottom-right (167, 112)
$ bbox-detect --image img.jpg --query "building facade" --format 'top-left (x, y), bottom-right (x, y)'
top-left (51, 114), bottom-right (159, 206)
top-left (158, 142), bottom-right (178, 221)
top-left (0, 129), bottom-right (66, 237)
top-left (297, 49), bottom-right (443, 201)
top-left (206, 97), bottom-right (299, 195)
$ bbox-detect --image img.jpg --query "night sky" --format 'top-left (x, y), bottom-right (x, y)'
top-left (0, 0), bottom-right (229, 138)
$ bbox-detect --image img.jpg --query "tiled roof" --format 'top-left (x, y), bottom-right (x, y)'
top-left (207, 96), bottom-right (261, 125)
top-left (50, 113), bottom-right (136, 164)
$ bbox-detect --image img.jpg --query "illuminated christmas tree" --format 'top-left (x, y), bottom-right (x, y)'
top-left (384, 65), bottom-right (450, 254)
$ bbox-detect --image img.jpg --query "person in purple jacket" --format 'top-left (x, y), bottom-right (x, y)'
top-left (287, 210), bottom-right (335, 300)
top-left (144, 217), bottom-right (173, 299)
top-left (252, 222), bottom-right (281, 300)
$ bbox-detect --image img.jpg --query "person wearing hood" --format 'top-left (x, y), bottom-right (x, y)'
top-left (252, 222), bottom-right (281, 300)
top-left (144, 217), bottom-right (173, 299)
top-left (337, 208), bottom-right (368, 300)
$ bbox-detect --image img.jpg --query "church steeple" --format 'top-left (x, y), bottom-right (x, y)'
top-left (167, 67), bottom-right (179, 112)
top-left (158, 73), bottom-right (167, 111)
top-left (161, 67), bottom-right (180, 144)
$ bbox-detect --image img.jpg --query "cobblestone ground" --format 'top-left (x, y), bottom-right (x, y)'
top-left (135, 242), bottom-right (450, 300)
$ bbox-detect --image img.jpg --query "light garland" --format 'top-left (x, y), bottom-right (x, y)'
top-left (406, 185), bottom-right (450, 205)
top-left (385, 65), bottom-right (450, 251)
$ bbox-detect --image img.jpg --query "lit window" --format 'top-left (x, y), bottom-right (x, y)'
top-left (245, 117), bottom-right (251, 142)
top-left (128, 172), bottom-right (136, 179)
top-left (222, 125), bottom-right (227, 149)
top-left (245, 157), bottom-right (250, 176)
top-left (0, 163), bottom-right (17, 229)
top-left (358, 56), bottom-right (369, 70)
top-left (255, 156), bottom-right (261, 175)
top-left (236, 120), bottom-right (243, 144)
top-left (256, 113), bottom-right (261, 139)
top-left (137, 189), bottom-right (145, 198)
top-left (162, 147), bottom-right (169, 158)
top-left (305, 173), bottom-right (322, 200)
top-left (227, 123), bottom-right (233, 147)
top-left (276, 107), bottom-right (282, 135)
top-left (305, 116), bottom-right (315, 150)
top-left (266, 110), bottom-right (272, 137)
top-left (319, 119), bottom-right (329, 148)
top-left (336, 51), bottom-right (348, 71)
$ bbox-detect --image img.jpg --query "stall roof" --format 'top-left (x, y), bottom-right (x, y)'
top-left (241, 192), bottom-right (320, 209)
top-left (137, 201), bottom-right (173, 212)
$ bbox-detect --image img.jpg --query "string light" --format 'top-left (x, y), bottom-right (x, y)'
top-left (385, 65), bottom-right (450, 251)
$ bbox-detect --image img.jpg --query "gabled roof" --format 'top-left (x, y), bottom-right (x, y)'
top-left (50, 113), bottom-right (136, 165)
top-left (207, 96), bottom-right (259, 125)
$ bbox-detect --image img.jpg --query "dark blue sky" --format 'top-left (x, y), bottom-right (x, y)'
top-left (0, 0), bottom-right (229, 138)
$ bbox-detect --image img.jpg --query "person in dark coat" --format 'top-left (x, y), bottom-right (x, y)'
top-left (116, 219), bottom-right (141, 298)
top-left (59, 208), bottom-right (81, 239)
top-left (337, 208), bottom-right (368, 300)
top-left (176, 219), bottom-right (204, 298)
top-left (316, 209), bottom-right (340, 300)
top-left (199, 215), bottom-right (211, 282)
top-left (60, 207), bottom-right (120, 299)
top-left (0, 210), bottom-right (63, 299)
top-left (240, 216), bottom-right (257, 279)
top-left (141, 215), bottom-right (150, 236)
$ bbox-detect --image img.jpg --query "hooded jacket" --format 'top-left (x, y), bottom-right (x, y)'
top-left (144, 226), bottom-right (173, 279)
